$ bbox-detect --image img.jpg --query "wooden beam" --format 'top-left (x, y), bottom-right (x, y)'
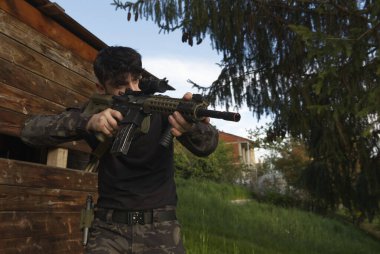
top-left (0, 232), bottom-right (84, 253)
top-left (0, 211), bottom-right (81, 239)
top-left (47, 148), bottom-right (68, 168)
top-left (0, 158), bottom-right (98, 191)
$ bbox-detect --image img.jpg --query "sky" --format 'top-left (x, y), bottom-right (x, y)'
top-left (52, 0), bottom-right (269, 143)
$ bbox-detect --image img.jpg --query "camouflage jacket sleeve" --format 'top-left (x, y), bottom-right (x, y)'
top-left (177, 122), bottom-right (219, 157)
top-left (20, 108), bottom-right (90, 147)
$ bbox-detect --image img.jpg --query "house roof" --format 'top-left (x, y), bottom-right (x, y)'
top-left (219, 131), bottom-right (254, 145)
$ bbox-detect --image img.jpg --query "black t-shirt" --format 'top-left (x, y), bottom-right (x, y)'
top-left (93, 113), bottom-right (177, 210)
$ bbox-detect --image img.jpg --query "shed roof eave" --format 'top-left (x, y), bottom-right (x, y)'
top-left (27, 0), bottom-right (108, 50)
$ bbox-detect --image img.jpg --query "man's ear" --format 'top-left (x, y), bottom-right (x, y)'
top-left (96, 83), bottom-right (106, 94)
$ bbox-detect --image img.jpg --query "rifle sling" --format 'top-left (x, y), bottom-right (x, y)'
top-left (85, 138), bottom-right (112, 173)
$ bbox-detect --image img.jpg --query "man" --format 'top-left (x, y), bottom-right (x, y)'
top-left (21, 46), bottom-right (218, 253)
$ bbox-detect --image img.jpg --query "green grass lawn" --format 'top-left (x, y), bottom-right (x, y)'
top-left (175, 178), bottom-right (380, 254)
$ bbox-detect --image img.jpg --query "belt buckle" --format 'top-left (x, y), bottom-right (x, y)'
top-left (128, 211), bottom-right (144, 225)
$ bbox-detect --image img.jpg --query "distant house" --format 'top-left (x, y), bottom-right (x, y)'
top-left (219, 131), bottom-right (255, 169)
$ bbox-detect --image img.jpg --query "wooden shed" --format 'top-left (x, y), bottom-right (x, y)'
top-left (0, 0), bottom-right (106, 252)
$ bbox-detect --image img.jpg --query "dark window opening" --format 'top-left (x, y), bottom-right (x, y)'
top-left (0, 134), bottom-right (47, 164)
top-left (67, 149), bottom-right (90, 170)
top-left (0, 134), bottom-right (91, 170)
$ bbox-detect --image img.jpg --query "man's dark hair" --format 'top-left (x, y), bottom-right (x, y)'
top-left (94, 46), bottom-right (142, 87)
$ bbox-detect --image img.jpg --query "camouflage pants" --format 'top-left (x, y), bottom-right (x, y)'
top-left (85, 207), bottom-right (186, 254)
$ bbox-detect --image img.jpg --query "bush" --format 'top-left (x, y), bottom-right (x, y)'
top-left (174, 140), bottom-right (243, 183)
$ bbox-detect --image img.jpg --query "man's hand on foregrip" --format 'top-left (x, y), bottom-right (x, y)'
top-left (168, 92), bottom-right (210, 137)
top-left (86, 108), bottom-right (123, 137)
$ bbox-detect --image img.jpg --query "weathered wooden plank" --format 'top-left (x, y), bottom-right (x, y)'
top-left (0, 0), bottom-right (98, 63)
top-left (0, 185), bottom-right (97, 211)
top-left (0, 81), bottom-right (64, 116)
top-left (0, 8), bottom-right (96, 83)
top-left (0, 109), bottom-right (92, 154)
top-left (0, 33), bottom-right (94, 98)
top-left (0, 57), bottom-right (88, 108)
top-left (0, 233), bottom-right (84, 254)
top-left (0, 159), bottom-right (97, 191)
top-left (0, 211), bottom-right (81, 239)
top-left (0, 109), bottom-right (25, 136)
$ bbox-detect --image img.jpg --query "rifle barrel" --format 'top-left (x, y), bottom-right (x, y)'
top-left (196, 109), bottom-right (240, 122)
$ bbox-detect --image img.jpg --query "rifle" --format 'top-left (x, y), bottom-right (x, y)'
top-left (83, 78), bottom-right (240, 165)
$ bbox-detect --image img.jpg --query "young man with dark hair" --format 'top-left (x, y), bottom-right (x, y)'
top-left (21, 46), bottom-right (218, 253)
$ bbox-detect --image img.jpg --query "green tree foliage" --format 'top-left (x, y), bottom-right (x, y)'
top-left (261, 140), bottom-right (310, 188)
top-left (274, 140), bottom-right (310, 187)
top-left (112, 1), bottom-right (380, 219)
top-left (174, 139), bottom-right (242, 183)
top-left (249, 126), bottom-right (310, 187)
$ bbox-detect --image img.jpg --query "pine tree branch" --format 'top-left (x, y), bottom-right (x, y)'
top-left (356, 22), bottom-right (380, 41)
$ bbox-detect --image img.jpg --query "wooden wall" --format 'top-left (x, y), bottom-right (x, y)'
top-left (0, 0), bottom-right (98, 153)
top-left (0, 158), bottom-right (98, 253)
top-left (0, 1), bottom-right (103, 252)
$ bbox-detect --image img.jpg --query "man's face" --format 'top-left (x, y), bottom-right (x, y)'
top-left (98, 74), bottom-right (141, 96)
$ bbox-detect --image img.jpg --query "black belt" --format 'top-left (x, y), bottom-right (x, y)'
top-left (95, 208), bottom-right (177, 225)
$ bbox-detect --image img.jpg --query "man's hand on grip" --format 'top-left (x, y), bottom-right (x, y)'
top-left (86, 108), bottom-right (123, 137)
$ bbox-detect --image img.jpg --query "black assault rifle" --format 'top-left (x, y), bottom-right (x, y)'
top-left (83, 78), bottom-right (240, 161)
